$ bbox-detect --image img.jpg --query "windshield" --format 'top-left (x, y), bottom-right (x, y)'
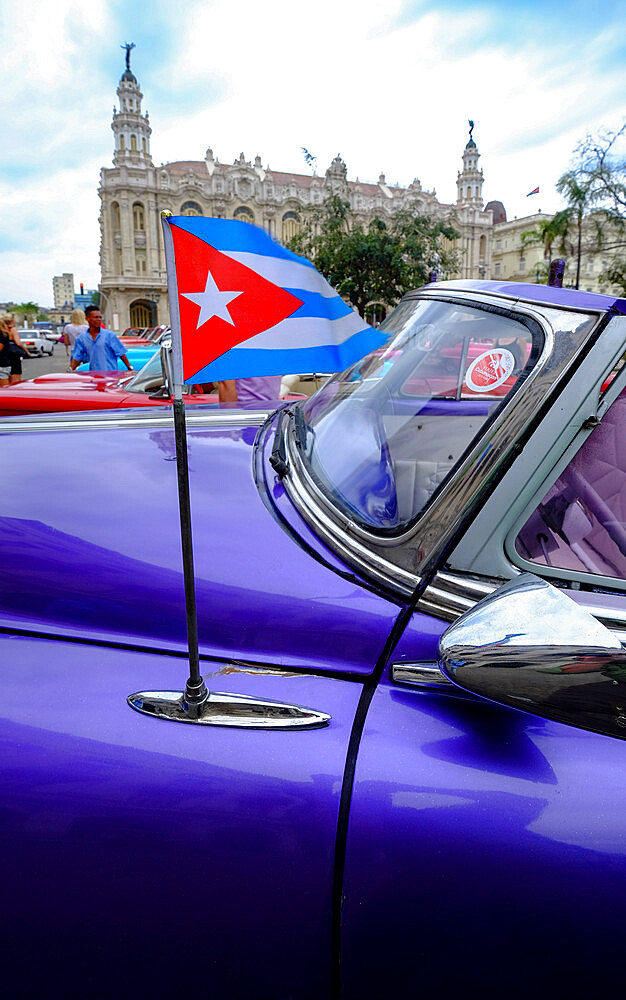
top-left (298, 296), bottom-right (538, 533)
top-left (124, 348), bottom-right (167, 394)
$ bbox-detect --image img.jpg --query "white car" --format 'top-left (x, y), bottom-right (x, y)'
top-left (19, 329), bottom-right (55, 357)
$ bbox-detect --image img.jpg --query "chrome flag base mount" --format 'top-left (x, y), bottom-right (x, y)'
top-left (127, 689), bottom-right (331, 730)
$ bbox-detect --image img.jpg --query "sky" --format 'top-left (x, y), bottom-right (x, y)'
top-left (1, 0), bottom-right (625, 307)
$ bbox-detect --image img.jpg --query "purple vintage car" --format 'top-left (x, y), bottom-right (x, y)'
top-left (3, 279), bottom-right (626, 998)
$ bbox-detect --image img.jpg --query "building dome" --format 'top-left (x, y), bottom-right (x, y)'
top-left (485, 200), bottom-right (507, 224)
top-left (120, 68), bottom-right (137, 84)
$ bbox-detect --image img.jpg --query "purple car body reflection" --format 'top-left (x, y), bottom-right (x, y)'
top-left (2, 279), bottom-right (626, 998)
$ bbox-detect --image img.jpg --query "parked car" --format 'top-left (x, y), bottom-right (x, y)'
top-left (2, 280), bottom-right (626, 998)
top-left (0, 341), bottom-right (304, 416)
top-left (17, 328), bottom-right (55, 356)
top-left (75, 342), bottom-right (160, 372)
top-left (0, 345), bottom-right (210, 415)
top-left (119, 325), bottom-right (170, 347)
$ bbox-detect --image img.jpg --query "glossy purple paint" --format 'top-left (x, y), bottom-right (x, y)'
top-left (0, 633), bottom-right (362, 998)
top-left (4, 280), bottom-right (626, 998)
top-left (0, 418), bottom-right (399, 674)
top-left (342, 666), bottom-right (626, 996)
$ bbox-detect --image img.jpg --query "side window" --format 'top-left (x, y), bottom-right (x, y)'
top-left (516, 386), bottom-right (626, 579)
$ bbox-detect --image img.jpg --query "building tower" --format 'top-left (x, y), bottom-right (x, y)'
top-left (111, 43), bottom-right (153, 167)
top-left (453, 121), bottom-right (491, 278)
top-left (456, 121), bottom-right (484, 208)
top-left (100, 44), bottom-right (163, 330)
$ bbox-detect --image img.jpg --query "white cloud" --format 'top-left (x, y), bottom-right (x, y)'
top-left (1, 0), bottom-right (625, 305)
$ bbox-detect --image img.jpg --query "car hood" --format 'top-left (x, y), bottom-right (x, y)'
top-left (0, 410), bottom-right (397, 675)
top-left (7, 372), bottom-right (125, 390)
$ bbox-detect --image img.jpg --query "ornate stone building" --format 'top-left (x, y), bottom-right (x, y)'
top-left (99, 53), bottom-right (496, 329)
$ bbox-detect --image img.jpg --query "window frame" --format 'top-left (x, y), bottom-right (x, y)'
top-left (506, 341), bottom-right (626, 592)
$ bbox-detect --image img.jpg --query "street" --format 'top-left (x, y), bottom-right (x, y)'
top-left (19, 342), bottom-right (72, 379)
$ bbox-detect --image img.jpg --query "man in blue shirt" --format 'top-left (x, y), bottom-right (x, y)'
top-left (70, 306), bottom-right (132, 372)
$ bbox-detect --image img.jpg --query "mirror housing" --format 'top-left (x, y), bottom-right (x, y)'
top-left (439, 574), bottom-right (626, 740)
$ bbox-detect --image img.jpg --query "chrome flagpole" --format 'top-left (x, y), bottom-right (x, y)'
top-left (160, 211), bottom-right (207, 715)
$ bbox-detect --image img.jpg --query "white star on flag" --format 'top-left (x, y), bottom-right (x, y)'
top-left (181, 270), bottom-right (243, 328)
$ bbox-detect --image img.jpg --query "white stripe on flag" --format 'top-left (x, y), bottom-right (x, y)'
top-left (232, 310), bottom-right (370, 351)
top-left (223, 250), bottom-right (339, 297)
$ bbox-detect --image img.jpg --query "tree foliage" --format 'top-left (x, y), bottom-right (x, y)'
top-left (287, 196), bottom-right (459, 317)
top-left (574, 123), bottom-right (626, 224)
top-left (599, 258), bottom-right (626, 296)
top-left (521, 124), bottom-right (626, 291)
top-left (13, 302), bottom-right (40, 325)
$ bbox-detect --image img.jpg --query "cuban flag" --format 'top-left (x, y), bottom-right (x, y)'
top-left (161, 215), bottom-right (386, 385)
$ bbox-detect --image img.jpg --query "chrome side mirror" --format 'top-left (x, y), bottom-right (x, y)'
top-left (439, 574), bottom-right (626, 740)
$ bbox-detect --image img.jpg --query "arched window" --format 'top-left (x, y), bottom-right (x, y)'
top-left (135, 252), bottom-right (147, 275)
top-left (479, 235), bottom-right (486, 261)
top-left (282, 211), bottom-right (300, 242)
top-left (130, 299), bottom-right (153, 327)
top-left (130, 134), bottom-right (137, 152)
top-left (234, 207), bottom-right (254, 224)
top-left (119, 134), bottom-right (125, 150)
top-left (180, 201), bottom-right (203, 216)
top-left (142, 138), bottom-right (147, 154)
top-left (111, 202), bottom-right (121, 232)
top-left (133, 202), bottom-right (145, 232)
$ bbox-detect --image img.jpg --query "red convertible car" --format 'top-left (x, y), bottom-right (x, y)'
top-left (0, 349), bottom-right (213, 417)
top-left (0, 344), bottom-right (309, 417)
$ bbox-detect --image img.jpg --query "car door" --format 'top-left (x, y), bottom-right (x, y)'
top-left (340, 329), bottom-right (626, 998)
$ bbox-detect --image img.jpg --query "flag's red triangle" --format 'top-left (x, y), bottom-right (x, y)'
top-left (172, 225), bottom-right (303, 381)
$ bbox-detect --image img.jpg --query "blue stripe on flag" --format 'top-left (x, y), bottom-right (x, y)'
top-left (286, 289), bottom-right (353, 320)
top-left (170, 216), bottom-right (315, 268)
top-left (184, 327), bottom-right (388, 383)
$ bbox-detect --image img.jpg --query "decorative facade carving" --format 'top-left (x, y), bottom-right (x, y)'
top-left (99, 56), bottom-right (495, 329)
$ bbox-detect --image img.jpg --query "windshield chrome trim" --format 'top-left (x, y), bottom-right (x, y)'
top-left (283, 295), bottom-right (556, 586)
top-left (282, 291), bottom-right (604, 595)
top-left (285, 458), bottom-right (419, 597)
top-left (0, 409), bottom-right (274, 433)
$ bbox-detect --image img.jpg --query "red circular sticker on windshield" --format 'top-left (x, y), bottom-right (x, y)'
top-left (465, 349), bottom-right (515, 392)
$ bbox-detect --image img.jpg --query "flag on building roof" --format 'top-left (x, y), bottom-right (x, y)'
top-left (161, 215), bottom-right (385, 386)
top-left (527, 186), bottom-right (540, 196)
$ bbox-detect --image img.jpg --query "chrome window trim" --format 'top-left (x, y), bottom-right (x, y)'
top-left (417, 569), bottom-right (626, 645)
top-left (0, 409), bottom-right (275, 433)
top-left (503, 340), bottom-right (626, 594)
top-left (282, 291), bottom-right (599, 593)
top-left (415, 282), bottom-right (610, 317)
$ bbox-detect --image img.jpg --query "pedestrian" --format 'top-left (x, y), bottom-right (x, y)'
top-left (63, 309), bottom-right (87, 357)
top-left (217, 376), bottom-right (283, 405)
top-left (70, 306), bottom-right (133, 373)
top-left (0, 315), bottom-right (12, 387)
top-left (0, 312), bottom-right (31, 386)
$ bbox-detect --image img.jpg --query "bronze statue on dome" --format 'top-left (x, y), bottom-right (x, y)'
top-left (468, 119), bottom-right (475, 141)
top-left (121, 42), bottom-right (135, 71)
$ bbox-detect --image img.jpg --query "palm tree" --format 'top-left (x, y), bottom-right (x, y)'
top-left (521, 213), bottom-right (571, 282)
top-left (555, 171), bottom-right (595, 289)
